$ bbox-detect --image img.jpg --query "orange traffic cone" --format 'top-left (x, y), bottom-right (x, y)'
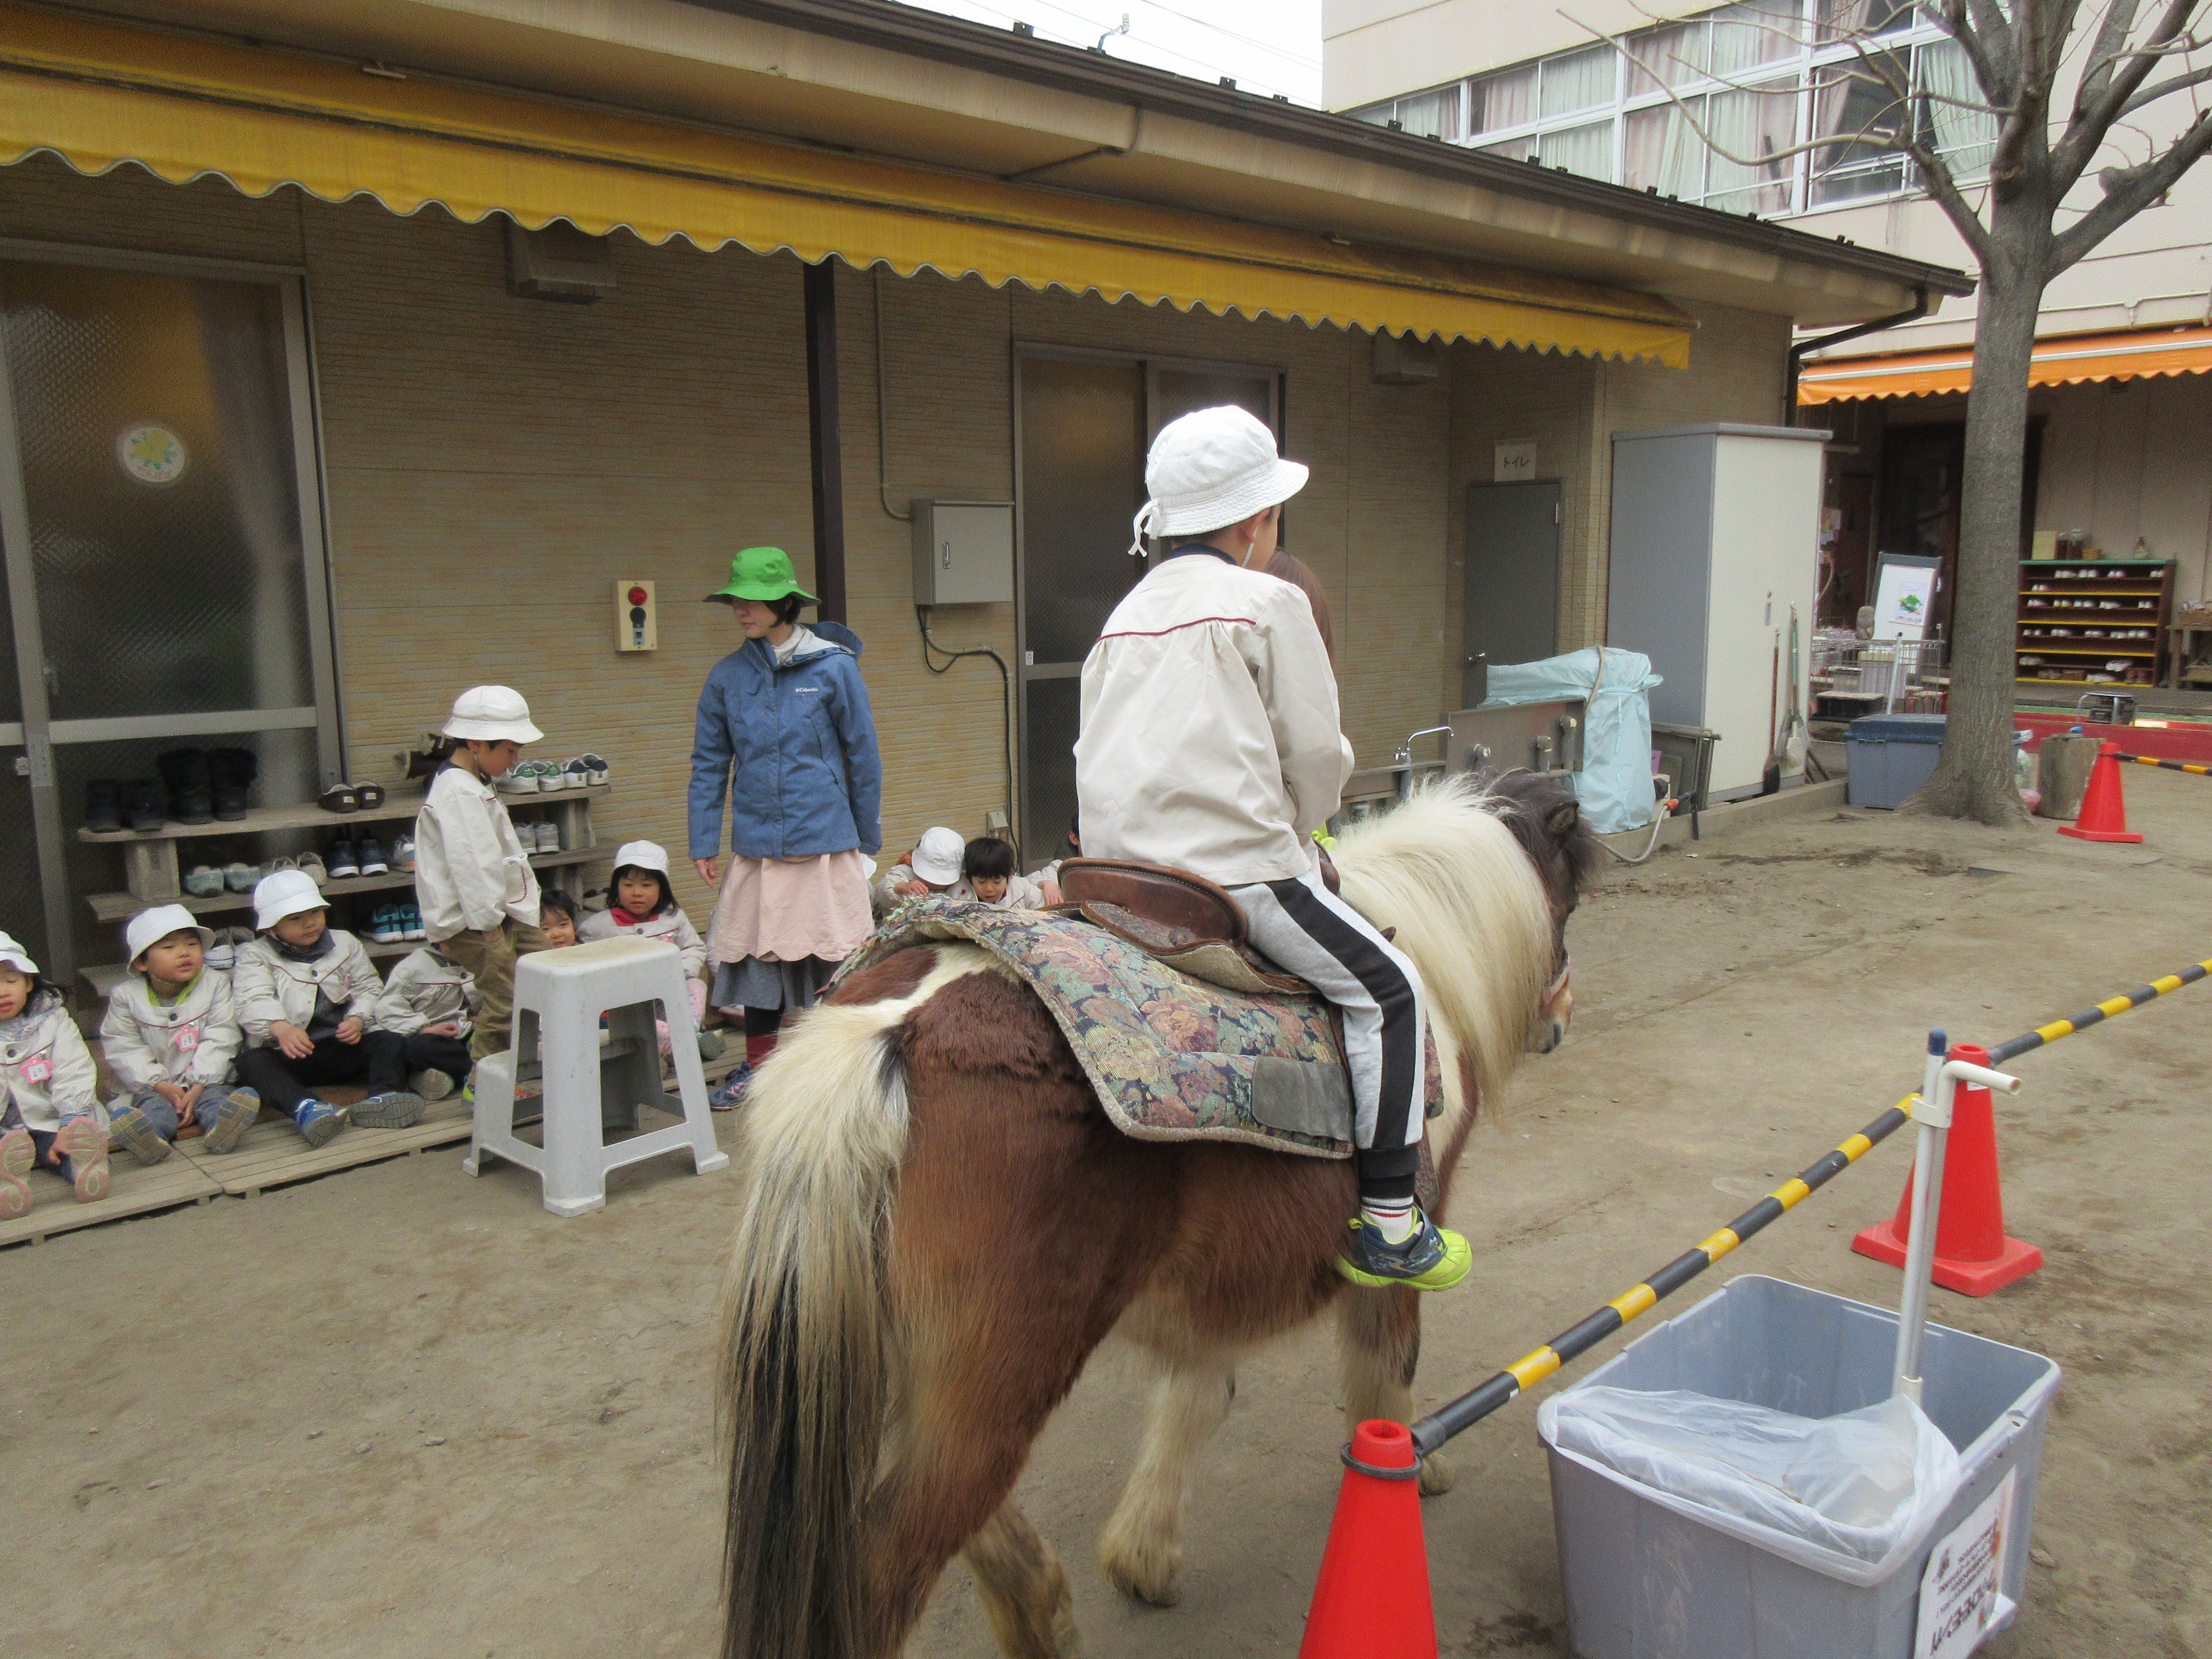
top-left (1298, 1420), bottom-right (1437, 1659)
top-left (1852, 1042), bottom-right (2042, 1296)
top-left (2058, 742), bottom-right (2143, 843)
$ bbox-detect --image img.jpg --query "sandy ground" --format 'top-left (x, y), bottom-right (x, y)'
top-left (5, 771), bottom-right (2209, 1658)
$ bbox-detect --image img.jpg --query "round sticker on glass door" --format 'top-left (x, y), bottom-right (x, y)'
top-left (117, 424), bottom-right (188, 485)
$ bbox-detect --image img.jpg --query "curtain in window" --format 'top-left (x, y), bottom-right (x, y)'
top-left (1710, 2), bottom-right (1797, 76)
top-left (1919, 39), bottom-right (1995, 176)
top-left (1627, 20), bottom-right (1710, 90)
top-left (1396, 84), bottom-right (1463, 140)
top-left (1810, 49), bottom-right (1909, 201)
top-left (1541, 45), bottom-right (1615, 118)
top-left (1538, 118), bottom-right (1617, 181)
top-left (1470, 65), bottom-right (1537, 133)
top-left (1706, 77), bottom-right (1799, 210)
top-left (1625, 100), bottom-right (1707, 196)
top-left (1818, 0), bottom-right (1916, 41)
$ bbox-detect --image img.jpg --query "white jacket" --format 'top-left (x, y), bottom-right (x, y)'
top-left (373, 948), bottom-right (480, 1037)
top-left (0, 990), bottom-right (102, 1132)
top-left (579, 905), bottom-right (708, 976)
top-left (413, 763), bottom-right (541, 940)
top-left (870, 867), bottom-right (1046, 915)
top-left (1075, 550), bottom-right (1352, 887)
top-left (232, 932), bottom-right (384, 1048)
top-left (100, 971), bottom-right (243, 1094)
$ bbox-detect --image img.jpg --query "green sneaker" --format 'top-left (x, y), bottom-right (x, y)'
top-left (1336, 1212), bottom-right (1472, 1291)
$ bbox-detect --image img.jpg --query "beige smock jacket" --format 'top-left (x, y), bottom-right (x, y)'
top-left (1074, 550), bottom-right (1352, 888)
top-left (372, 948), bottom-right (480, 1037)
top-left (231, 932), bottom-right (384, 1048)
top-left (413, 764), bottom-right (542, 941)
top-left (579, 905), bottom-right (709, 976)
top-left (870, 866), bottom-right (1046, 916)
top-left (1, 990), bottom-right (102, 1132)
top-left (101, 971), bottom-right (243, 1094)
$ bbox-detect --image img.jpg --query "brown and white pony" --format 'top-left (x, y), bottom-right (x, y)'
top-left (716, 773), bottom-right (1598, 1659)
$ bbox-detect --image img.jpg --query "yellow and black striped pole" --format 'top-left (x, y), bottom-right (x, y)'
top-left (1409, 1097), bottom-right (1915, 1455)
top-left (1988, 955), bottom-right (2212, 1063)
top-left (2111, 752), bottom-right (2212, 778)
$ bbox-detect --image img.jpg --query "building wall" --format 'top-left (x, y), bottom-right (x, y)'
top-left (1322, 0), bottom-right (1657, 111)
top-left (2032, 375), bottom-right (2212, 606)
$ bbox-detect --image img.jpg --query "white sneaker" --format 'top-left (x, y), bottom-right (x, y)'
top-left (392, 833), bottom-right (417, 871)
top-left (498, 763), bottom-right (539, 794)
top-left (536, 822), bottom-right (561, 852)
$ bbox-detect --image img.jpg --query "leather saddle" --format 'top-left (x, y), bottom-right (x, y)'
top-left (1055, 858), bottom-right (1316, 996)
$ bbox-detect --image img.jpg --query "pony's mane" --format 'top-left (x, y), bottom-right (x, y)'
top-left (1327, 774), bottom-right (1555, 1115)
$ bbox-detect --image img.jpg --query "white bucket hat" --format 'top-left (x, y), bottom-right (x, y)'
top-left (911, 826), bottom-right (965, 886)
top-left (127, 903), bottom-right (217, 966)
top-left (1129, 405), bottom-right (1309, 555)
top-left (442, 685), bottom-right (545, 745)
top-left (610, 839), bottom-right (672, 876)
top-left (0, 931), bottom-right (38, 976)
top-left (253, 867), bottom-right (329, 931)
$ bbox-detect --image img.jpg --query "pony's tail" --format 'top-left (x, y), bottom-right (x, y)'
top-left (717, 1001), bottom-right (913, 1659)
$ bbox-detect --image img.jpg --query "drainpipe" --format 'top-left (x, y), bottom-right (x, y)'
top-left (1786, 285), bottom-right (1930, 424)
top-left (804, 258), bottom-right (848, 623)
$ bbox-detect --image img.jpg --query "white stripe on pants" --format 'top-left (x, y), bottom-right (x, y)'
top-left (1229, 869), bottom-right (1427, 1167)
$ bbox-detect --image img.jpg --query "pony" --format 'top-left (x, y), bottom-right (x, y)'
top-left (716, 771), bottom-right (1600, 1659)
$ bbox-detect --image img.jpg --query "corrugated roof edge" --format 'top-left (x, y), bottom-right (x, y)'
top-left (690, 0), bottom-right (1976, 300)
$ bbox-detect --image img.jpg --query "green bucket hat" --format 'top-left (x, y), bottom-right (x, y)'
top-left (705, 546), bottom-right (819, 606)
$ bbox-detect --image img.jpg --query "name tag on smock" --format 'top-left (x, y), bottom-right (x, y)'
top-left (19, 1055), bottom-right (50, 1084)
top-left (174, 1027), bottom-right (200, 1052)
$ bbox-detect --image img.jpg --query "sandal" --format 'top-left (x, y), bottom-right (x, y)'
top-left (317, 783), bottom-right (360, 814)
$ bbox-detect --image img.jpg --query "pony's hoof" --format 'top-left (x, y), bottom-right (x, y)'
top-left (1100, 1539), bottom-right (1182, 1607)
top-left (1418, 1449), bottom-right (1455, 1498)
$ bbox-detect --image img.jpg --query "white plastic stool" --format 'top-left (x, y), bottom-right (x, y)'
top-left (463, 935), bottom-right (729, 1216)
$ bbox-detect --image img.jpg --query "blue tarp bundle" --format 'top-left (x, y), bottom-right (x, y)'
top-left (1482, 648), bottom-right (1662, 834)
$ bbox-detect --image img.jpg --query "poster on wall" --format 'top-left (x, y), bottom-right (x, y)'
top-left (1871, 553), bottom-right (1942, 640)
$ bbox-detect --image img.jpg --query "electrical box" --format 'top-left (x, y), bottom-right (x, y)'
top-left (615, 579), bottom-right (657, 651)
top-left (507, 221), bottom-right (617, 303)
top-left (911, 500), bottom-right (1014, 606)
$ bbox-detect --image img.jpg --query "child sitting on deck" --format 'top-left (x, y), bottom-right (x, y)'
top-left (102, 904), bottom-right (261, 1163)
top-left (0, 932), bottom-right (108, 1214)
top-left (372, 940), bottom-right (481, 1103)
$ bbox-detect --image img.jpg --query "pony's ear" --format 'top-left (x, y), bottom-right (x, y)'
top-left (1545, 797), bottom-right (1581, 844)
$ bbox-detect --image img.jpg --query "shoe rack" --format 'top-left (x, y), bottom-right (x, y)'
top-left (2016, 557), bottom-right (2176, 687)
top-left (75, 784), bottom-right (611, 995)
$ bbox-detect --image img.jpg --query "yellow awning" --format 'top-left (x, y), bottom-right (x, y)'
top-left (1799, 324), bottom-right (2212, 403)
top-left (0, 6), bottom-right (1692, 367)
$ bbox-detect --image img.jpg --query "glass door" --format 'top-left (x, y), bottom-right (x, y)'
top-left (0, 247), bottom-right (339, 980)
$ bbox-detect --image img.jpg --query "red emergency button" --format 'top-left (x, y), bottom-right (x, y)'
top-left (627, 585), bottom-right (649, 606)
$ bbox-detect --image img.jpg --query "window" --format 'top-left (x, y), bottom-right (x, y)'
top-left (1346, 0), bottom-right (1991, 218)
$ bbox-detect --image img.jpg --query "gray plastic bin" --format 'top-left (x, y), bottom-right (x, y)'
top-left (1539, 1275), bottom-right (2060, 1659)
top-left (1846, 713), bottom-right (1945, 808)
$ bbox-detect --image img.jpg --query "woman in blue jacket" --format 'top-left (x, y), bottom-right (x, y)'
top-left (690, 547), bottom-right (882, 1104)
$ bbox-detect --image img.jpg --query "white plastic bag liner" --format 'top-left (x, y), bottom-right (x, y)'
top-left (1537, 1386), bottom-right (1964, 1586)
top-left (1481, 648), bottom-right (1661, 834)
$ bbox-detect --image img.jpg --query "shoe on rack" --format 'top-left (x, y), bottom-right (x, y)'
top-left (328, 839), bottom-right (359, 880)
top-left (579, 754), bottom-right (609, 786)
top-left (202, 1088), bottom-right (260, 1154)
top-left (351, 780), bottom-right (387, 810)
top-left (85, 779), bottom-right (125, 835)
top-left (297, 851), bottom-right (328, 885)
top-left (123, 779), bottom-right (165, 832)
top-left (404, 903), bottom-right (426, 941)
top-left (184, 864), bottom-right (225, 897)
top-left (293, 1100), bottom-right (346, 1149)
top-left (357, 835), bottom-right (389, 876)
top-left (391, 833), bottom-right (417, 872)
top-left (269, 855), bottom-right (299, 875)
top-left (156, 749), bottom-right (214, 826)
top-left (532, 821), bottom-right (559, 853)
top-left (206, 747), bottom-right (258, 821)
top-left (350, 1089), bottom-right (426, 1130)
top-left (562, 758), bottom-right (592, 790)
top-left (316, 783), bottom-right (361, 814)
top-left (1335, 1210), bottom-right (1472, 1292)
top-left (223, 860), bottom-right (259, 893)
top-left (497, 762), bottom-right (540, 795)
top-left (370, 905), bottom-right (405, 945)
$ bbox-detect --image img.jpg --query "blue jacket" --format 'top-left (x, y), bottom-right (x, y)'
top-left (689, 622), bottom-right (884, 861)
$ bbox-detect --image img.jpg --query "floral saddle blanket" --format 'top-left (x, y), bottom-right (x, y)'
top-left (835, 898), bottom-right (1443, 1160)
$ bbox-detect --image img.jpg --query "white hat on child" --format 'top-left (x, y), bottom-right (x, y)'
top-left (0, 931), bottom-right (38, 976)
top-left (1129, 405), bottom-right (1308, 554)
top-left (441, 685), bottom-right (544, 745)
top-left (911, 826), bottom-right (965, 886)
top-left (127, 903), bottom-right (217, 966)
top-left (611, 839), bottom-right (671, 876)
top-left (253, 868), bottom-right (328, 931)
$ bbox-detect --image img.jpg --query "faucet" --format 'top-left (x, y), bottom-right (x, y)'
top-left (1393, 726), bottom-right (1453, 800)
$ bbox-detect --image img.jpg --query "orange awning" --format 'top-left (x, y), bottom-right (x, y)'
top-left (1797, 324), bottom-right (2212, 404)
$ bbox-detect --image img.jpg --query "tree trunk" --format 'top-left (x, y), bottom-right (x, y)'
top-left (1903, 228), bottom-right (2047, 826)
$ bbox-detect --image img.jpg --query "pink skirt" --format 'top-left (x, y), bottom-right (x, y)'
top-left (710, 851), bottom-right (873, 965)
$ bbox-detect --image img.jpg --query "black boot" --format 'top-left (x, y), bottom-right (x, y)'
top-left (85, 778), bottom-right (124, 834)
top-left (156, 749), bottom-right (212, 825)
top-left (205, 747), bottom-right (258, 821)
top-left (123, 778), bottom-right (165, 832)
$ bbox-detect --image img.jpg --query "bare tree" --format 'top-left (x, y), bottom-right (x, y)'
top-left (1584, 0), bottom-right (2212, 824)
